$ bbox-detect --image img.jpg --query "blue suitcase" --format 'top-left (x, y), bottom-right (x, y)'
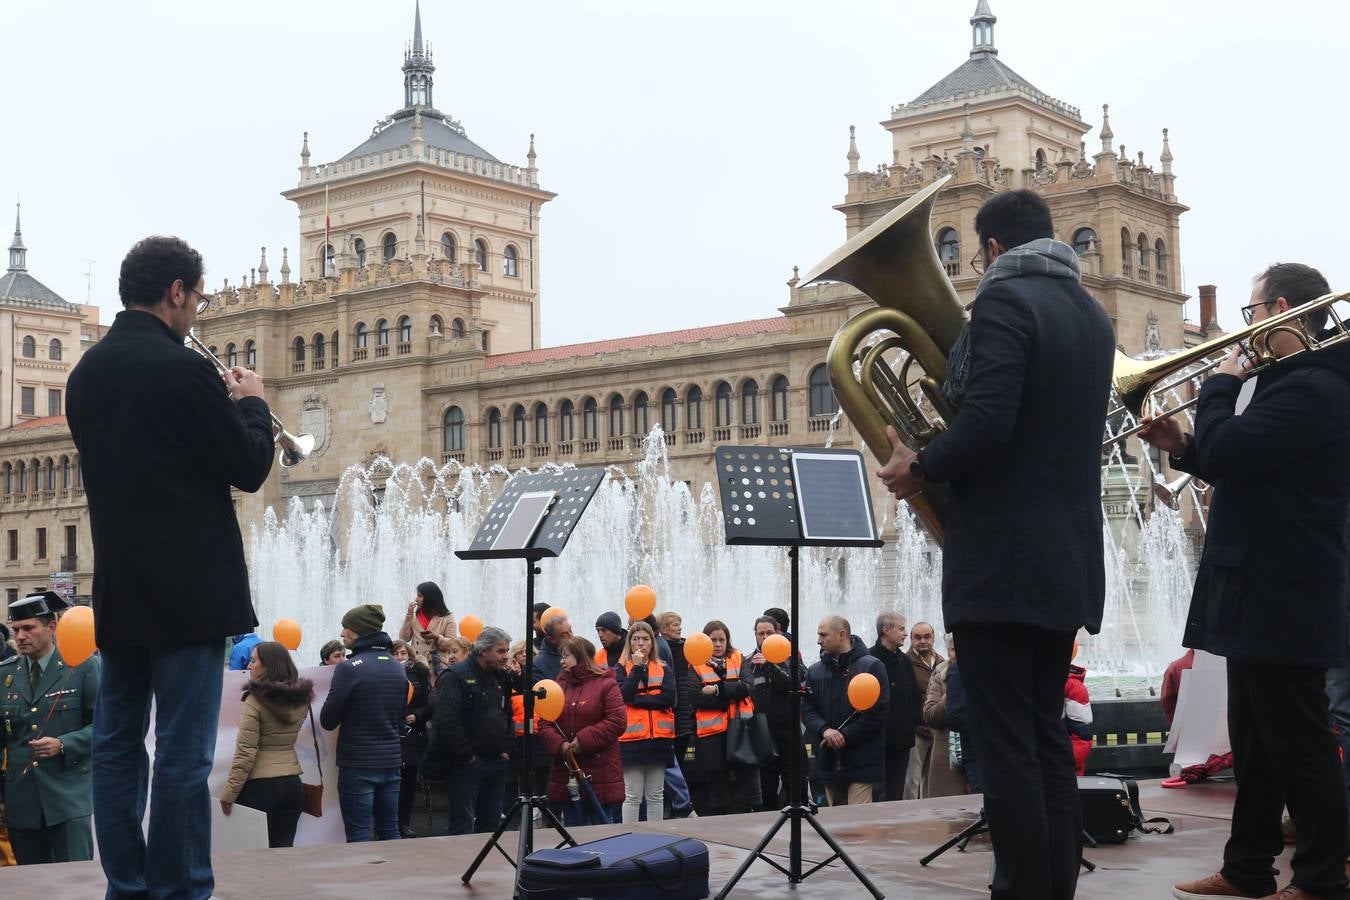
top-left (519, 832), bottom-right (710, 899)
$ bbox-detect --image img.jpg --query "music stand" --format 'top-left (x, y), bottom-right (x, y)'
top-left (456, 468), bottom-right (607, 898)
top-left (711, 446), bottom-right (885, 900)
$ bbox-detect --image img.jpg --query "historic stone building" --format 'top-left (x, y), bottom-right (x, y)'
top-left (1, 2), bottom-right (1206, 602)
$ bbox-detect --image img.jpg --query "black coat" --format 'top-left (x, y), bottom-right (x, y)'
top-left (319, 632), bottom-right (407, 769)
top-left (919, 268), bottom-right (1115, 634)
top-left (400, 660), bottom-right (434, 765)
top-left (800, 636), bottom-right (890, 783)
top-left (666, 638), bottom-right (696, 738)
top-left (749, 657), bottom-right (800, 739)
top-left (869, 640), bottom-right (921, 752)
top-left (1173, 342), bottom-right (1350, 667)
top-left (66, 310), bottom-right (274, 649)
top-left (427, 656), bottom-right (514, 776)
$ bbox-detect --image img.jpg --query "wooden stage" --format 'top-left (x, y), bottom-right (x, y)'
top-left (0, 780), bottom-right (1284, 898)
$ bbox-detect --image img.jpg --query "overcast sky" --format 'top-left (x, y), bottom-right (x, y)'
top-left (2, 0), bottom-right (1341, 347)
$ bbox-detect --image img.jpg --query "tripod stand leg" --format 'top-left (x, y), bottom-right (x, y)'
top-left (802, 810), bottom-right (885, 899)
top-left (713, 811), bottom-right (790, 900)
top-left (463, 795), bottom-right (524, 884)
top-left (537, 801), bottom-right (577, 848)
top-left (919, 814), bottom-right (987, 866)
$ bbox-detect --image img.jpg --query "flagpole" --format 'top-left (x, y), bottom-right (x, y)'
top-left (323, 184), bottom-right (331, 275)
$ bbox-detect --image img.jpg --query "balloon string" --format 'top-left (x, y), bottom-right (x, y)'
top-left (16, 666), bottom-right (75, 780)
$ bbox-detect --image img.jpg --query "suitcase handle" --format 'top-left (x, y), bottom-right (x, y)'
top-left (632, 845), bottom-right (688, 891)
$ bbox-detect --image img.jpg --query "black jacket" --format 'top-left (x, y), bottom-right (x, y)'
top-left (428, 656), bottom-right (514, 774)
top-left (666, 638), bottom-right (696, 738)
top-left (800, 636), bottom-right (890, 783)
top-left (1173, 341), bottom-right (1350, 667)
top-left (750, 656), bottom-right (800, 739)
top-left (319, 632), bottom-right (407, 769)
top-left (919, 265), bottom-right (1115, 634)
top-left (66, 310), bottom-right (274, 649)
top-left (869, 640), bottom-right (921, 752)
top-left (400, 660), bottom-right (434, 765)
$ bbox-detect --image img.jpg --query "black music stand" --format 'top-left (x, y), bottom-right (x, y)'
top-left (456, 468), bottom-right (606, 898)
top-left (710, 446), bottom-right (886, 900)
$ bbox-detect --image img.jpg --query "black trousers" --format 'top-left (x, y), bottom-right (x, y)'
top-left (1220, 659), bottom-right (1349, 897)
top-left (877, 746), bottom-right (912, 802)
top-left (398, 764), bottom-right (419, 828)
top-left (235, 775), bottom-right (303, 849)
top-left (954, 623), bottom-right (1081, 900)
top-left (9, 815), bottom-right (94, 864)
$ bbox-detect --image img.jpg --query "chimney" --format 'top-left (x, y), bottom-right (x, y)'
top-left (1198, 284), bottom-right (1218, 333)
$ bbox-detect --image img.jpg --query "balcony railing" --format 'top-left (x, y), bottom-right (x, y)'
top-left (486, 448), bottom-right (504, 462)
top-left (557, 442), bottom-right (573, 456)
top-left (532, 444), bottom-right (550, 458)
top-left (662, 432), bottom-right (675, 446)
top-left (42, 489), bottom-right (55, 500)
top-left (292, 361), bottom-right (305, 373)
top-left (943, 261), bottom-right (961, 277)
top-left (607, 437), bottom-right (625, 451)
top-left (769, 421), bottom-right (790, 437)
top-left (684, 429), bottom-right (705, 445)
top-left (397, 341), bottom-right (411, 355)
top-left (352, 348), bottom-right (368, 361)
top-left (580, 439), bottom-right (599, 454)
top-left (808, 415), bottom-right (836, 433)
top-left (313, 358), bottom-right (325, 371)
top-left (1155, 271), bottom-right (1167, 286)
top-left (739, 424), bottom-right (761, 440)
top-left (375, 345), bottom-right (390, 358)
top-left (441, 451), bottom-right (465, 464)
top-left (510, 446), bottom-right (526, 461)
top-left (712, 427), bottom-right (732, 442)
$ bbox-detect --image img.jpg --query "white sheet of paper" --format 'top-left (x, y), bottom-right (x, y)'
top-left (210, 799), bottom-right (269, 852)
top-left (1163, 650), bottom-right (1230, 769)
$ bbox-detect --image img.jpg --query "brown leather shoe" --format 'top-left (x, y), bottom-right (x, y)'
top-left (1259, 887), bottom-right (1333, 899)
top-left (1173, 873), bottom-right (1266, 900)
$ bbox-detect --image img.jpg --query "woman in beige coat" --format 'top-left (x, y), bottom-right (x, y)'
top-left (398, 580), bottom-right (458, 675)
top-left (220, 641), bottom-right (315, 848)
top-left (921, 639), bottom-right (968, 798)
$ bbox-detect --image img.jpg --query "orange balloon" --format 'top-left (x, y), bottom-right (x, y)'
top-left (535, 679), bottom-right (565, 721)
top-left (1072, 640), bottom-right (1080, 661)
top-left (540, 606), bottom-right (567, 629)
top-left (459, 614), bottom-right (484, 642)
top-left (684, 632), bottom-right (713, 667)
top-left (624, 585), bottom-right (657, 621)
top-left (761, 634), bottom-right (791, 665)
top-left (273, 618), bottom-right (302, 651)
top-left (55, 606), bottom-right (96, 667)
top-left (406, 681), bottom-right (414, 705)
top-left (847, 672), bottom-right (881, 711)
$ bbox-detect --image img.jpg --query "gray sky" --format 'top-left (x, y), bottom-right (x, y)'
top-left (2, 0), bottom-right (1341, 346)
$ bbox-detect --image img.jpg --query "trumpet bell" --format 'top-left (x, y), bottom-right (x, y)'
top-left (278, 431), bottom-right (316, 468)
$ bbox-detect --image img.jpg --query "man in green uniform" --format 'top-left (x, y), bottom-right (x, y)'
top-left (0, 591), bottom-right (99, 864)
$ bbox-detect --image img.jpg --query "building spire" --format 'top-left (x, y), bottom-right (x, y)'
top-left (1159, 128), bottom-right (1174, 173)
top-left (403, 1), bottom-right (435, 109)
top-left (1099, 104), bottom-right (1114, 154)
top-left (971, 1), bottom-right (997, 57)
top-left (846, 125), bottom-right (860, 174)
top-left (960, 104), bottom-right (975, 149)
top-left (412, 0), bottom-right (424, 56)
top-left (8, 203), bottom-right (26, 273)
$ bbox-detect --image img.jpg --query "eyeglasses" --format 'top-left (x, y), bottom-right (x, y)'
top-left (970, 250), bottom-right (987, 276)
top-left (189, 288), bottom-right (214, 315)
top-left (1240, 300), bottom-right (1274, 326)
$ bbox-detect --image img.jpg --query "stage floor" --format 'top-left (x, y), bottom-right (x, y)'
top-left (0, 780), bottom-right (1285, 898)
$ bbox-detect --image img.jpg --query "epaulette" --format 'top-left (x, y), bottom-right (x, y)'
top-left (0, 657), bottom-right (18, 668)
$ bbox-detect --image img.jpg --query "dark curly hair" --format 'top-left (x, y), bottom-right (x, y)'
top-left (118, 236), bottom-right (204, 309)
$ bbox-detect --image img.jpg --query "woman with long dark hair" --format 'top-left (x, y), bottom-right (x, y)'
top-left (219, 641), bottom-right (315, 848)
top-left (686, 619), bottom-right (760, 816)
top-left (398, 580), bottom-right (458, 675)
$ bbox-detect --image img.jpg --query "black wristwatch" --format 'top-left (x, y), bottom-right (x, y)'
top-left (909, 453), bottom-right (927, 483)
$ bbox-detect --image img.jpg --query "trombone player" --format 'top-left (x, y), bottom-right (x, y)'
top-left (1139, 264), bottom-right (1350, 900)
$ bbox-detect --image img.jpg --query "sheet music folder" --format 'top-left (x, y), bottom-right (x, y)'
top-left (714, 446), bottom-right (882, 548)
top-left (456, 468), bottom-right (606, 561)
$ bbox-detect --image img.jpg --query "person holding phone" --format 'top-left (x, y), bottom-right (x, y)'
top-left (398, 581), bottom-right (458, 676)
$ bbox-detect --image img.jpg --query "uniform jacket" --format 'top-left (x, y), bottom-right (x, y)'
top-left (918, 242), bottom-right (1115, 634)
top-left (0, 648), bottom-right (101, 828)
top-left (221, 677), bottom-right (315, 803)
top-left (66, 310), bottom-right (274, 649)
top-left (870, 640), bottom-right (922, 751)
top-left (537, 666), bottom-right (627, 806)
top-left (1173, 340), bottom-right (1350, 667)
top-left (800, 636), bottom-right (890, 783)
top-left (319, 632), bottom-right (407, 770)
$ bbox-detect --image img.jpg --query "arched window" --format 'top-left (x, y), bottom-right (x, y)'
top-left (376, 319), bottom-right (389, 347)
top-left (633, 391), bottom-right (650, 435)
top-left (226, 343), bottom-right (237, 367)
top-left (486, 408), bottom-right (503, 449)
top-left (534, 402), bottom-right (549, 444)
top-left (1137, 233), bottom-right (1149, 268)
top-left (16, 461), bottom-right (26, 493)
top-left (21, 336), bottom-right (35, 358)
top-left (1072, 228), bottom-right (1098, 256)
top-left (446, 317), bottom-right (464, 339)
top-left (741, 379), bottom-right (759, 425)
top-left (559, 399), bottom-right (575, 442)
top-left (608, 395), bottom-right (625, 437)
top-left (936, 228), bottom-right (960, 273)
top-left (714, 381), bottom-right (733, 427)
top-left (355, 322), bottom-right (368, 349)
top-left (245, 340), bottom-right (256, 367)
top-left (60, 456), bottom-right (70, 490)
top-left (292, 336), bottom-right (305, 362)
top-left (353, 237), bottom-right (367, 268)
top-left (503, 245), bottom-right (519, 277)
top-left (1154, 238), bottom-right (1166, 274)
top-left (382, 233), bottom-right (397, 261)
top-left (661, 388), bottom-right (677, 433)
top-left (440, 233), bottom-right (456, 262)
top-left (809, 364), bottom-right (839, 416)
top-left (321, 243), bottom-right (335, 276)
top-left (771, 375), bottom-right (789, 421)
top-left (1035, 148), bottom-right (1048, 168)
top-left (330, 332), bottom-right (338, 368)
top-left (398, 316), bottom-right (412, 343)
top-left (1120, 227), bottom-right (1132, 264)
top-left (481, 331), bottom-right (490, 353)
top-left (443, 406), bottom-right (465, 452)
top-left (2, 462), bottom-right (11, 495)
top-left (48, 339), bottom-right (62, 361)
top-left (511, 405), bottom-right (527, 447)
top-left (44, 458), bottom-right (55, 491)
top-left (686, 385), bottom-right (703, 429)
top-left (475, 239), bottom-right (489, 272)
top-left (582, 397), bottom-right (598, 440)
top-left (312, 333), bottom-right (326, 361)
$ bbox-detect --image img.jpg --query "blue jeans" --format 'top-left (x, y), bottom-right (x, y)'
top-left (93, 640), bottom-right (225, 900)
top-left (1325, 665), bottom-right (1350, 792)
top-left (561, 800), bottom-right (621, 827)
top-left (337, 767), bottom-right (402, 842)
top-left (664, 753), bottom-right (692, 812)
top-left (446, 756), bottom-right (508, 835)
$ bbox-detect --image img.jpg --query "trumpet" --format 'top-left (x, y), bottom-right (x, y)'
top-left (1151, 472), bottom-right (1208, 510)
top-left (185, 330), bottom-right (316, 468)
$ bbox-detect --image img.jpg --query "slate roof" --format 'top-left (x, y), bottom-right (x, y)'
top-left (341, 112), bottom-right (498, 163)
top-left (910, 53), bottom-right (1043, 105)
top-left (484, 317), bottom-right (790, 369)
top-left (0, 271), bottom-right (78, 311)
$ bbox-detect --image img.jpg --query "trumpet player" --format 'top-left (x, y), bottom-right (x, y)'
top-left (67, 236), bottom-right (275, 900)
top-left (1139, 264), bottom-right (1350, 900)
top-left (878, 190), bottom-right (1114, 900)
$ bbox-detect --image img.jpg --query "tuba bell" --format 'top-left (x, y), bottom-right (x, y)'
top-left (800, 175), bottom-right (965, 543)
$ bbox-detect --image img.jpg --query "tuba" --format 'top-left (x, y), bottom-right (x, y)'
top-left (800, 175), bottom-right (965, 543)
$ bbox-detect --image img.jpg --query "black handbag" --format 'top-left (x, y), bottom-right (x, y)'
top-left (727, 707), bottom-right (775, 767)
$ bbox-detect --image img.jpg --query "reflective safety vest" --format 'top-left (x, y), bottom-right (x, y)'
top-left (511, 692), bottom-right (526, 737)
top-left (692, 651), bottom-right (755, 738)
top-left (619, 660), bottom-right (676, 742)
top-left (594, 648), bottom-right (610, 669)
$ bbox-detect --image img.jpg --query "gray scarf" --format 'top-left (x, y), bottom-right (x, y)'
top-left (942, 239), bottom-right (1081, 406)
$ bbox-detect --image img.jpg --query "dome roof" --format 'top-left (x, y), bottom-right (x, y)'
top-left (340, 110), bottom-right (498, 163)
